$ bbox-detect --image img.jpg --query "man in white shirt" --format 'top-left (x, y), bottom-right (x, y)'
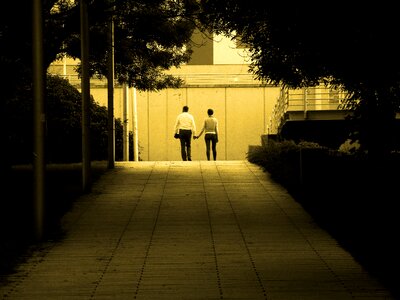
top-left (174, 106), bottom-right (196, 161)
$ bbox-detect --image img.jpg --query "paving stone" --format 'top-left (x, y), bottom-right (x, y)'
top-left (0, 161), bottom-right (395, 299)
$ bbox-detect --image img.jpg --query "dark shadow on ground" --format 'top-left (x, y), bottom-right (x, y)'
top-left (0, 162), bottom-right (108, 277)
top-left (289, 163), bottom-right (400, 300)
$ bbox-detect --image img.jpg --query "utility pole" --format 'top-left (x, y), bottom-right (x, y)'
top-left (32, 0), bottom-right (45, 241)
top-left (80, 0), bottom-right (91, 192)
top-left (107, 13), bottom-right (115, 168)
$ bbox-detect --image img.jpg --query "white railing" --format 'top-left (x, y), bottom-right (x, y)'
top-left (49, 71), bottom-right (266, 87)
top-left (268, 86), bottom-right (350, 134)
top-left (174, 73), bottom-right (266, 86)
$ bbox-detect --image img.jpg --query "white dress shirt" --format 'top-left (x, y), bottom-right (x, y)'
top-left (174, 112), bottom-right (196, 135)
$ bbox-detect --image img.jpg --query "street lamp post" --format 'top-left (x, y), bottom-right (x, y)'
top-left (32, 0), bottom-right (45, 241)
top-left (80, 0), bottom-right (91, 192)
top-left (107, 14), bottom-right (115, 169)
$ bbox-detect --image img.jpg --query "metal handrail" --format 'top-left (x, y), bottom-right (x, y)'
top-left (49, 72), bottom-right (267, 87)
top-left (268, 86), bottom-right (350, 134)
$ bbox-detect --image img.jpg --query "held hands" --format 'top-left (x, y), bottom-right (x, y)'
top-left (193, 135), bottom-right (219, 141)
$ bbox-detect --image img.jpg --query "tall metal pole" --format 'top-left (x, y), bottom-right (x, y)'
top-left (122, 83), bottom-right (129, 161)
top-left (132, 87), bottom-right (139, 161)
top-left (80, 0), bottom-right (91, 192)
top-left (32, 0), bottom-right (45, 241)
top-left (107, 15), bottom-right (115, 168)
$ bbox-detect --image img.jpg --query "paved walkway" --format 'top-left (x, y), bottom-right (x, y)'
top-left (0, 161), bottom-right (395, 299)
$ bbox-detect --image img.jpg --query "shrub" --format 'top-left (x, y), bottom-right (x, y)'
top-left (247, 138), bottom-right (400, 298)
top-left (248, 140), bottom-right (303, 189)
top-left (5, 74), bottom-right (125, 164)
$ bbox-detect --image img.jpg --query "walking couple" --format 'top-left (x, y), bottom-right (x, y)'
top-left (174, 105), bottom-right (219, 161)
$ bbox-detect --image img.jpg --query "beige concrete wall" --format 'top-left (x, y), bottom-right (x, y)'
top-left (49, 60), bottom-right (280, 161)
top-left (91, 85), bottom-right (280, 161)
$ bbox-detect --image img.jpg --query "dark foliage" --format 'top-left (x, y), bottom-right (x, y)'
top-left (199, 1), bottom-right (400, 156)
top-left (0, 0), bottom-right (197, 95)
top-left (5, 74), bottom-right (124, 165)
top-left (0, 75), bottom-right (125, 278)
top-left (247, 141), bottom-right (400, 299)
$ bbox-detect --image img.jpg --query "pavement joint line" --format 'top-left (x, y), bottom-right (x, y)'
top-left (200, 161), bottom-right (223, 300)
top-left (216, 162), bottom-right (268, 300)
top-left (0, 161), bottom-right (396, 299)
top-left (90, 164), bottom-right (156, 299)
top-left (245, 161), bottom-right (365, 298)
top-left (133, 162), bottom-right (170, 299)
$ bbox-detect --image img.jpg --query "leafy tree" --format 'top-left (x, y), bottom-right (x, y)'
top-left (2, 0), bottom-right (201, 97)
top-left (84, 0), bottom-right (198, 89)
top-left (198, 2), bottom-right (400, 157)
top-left (1, 0), bottom-right (197, 91)
top-left (0, 0), bottom-right (198, 167)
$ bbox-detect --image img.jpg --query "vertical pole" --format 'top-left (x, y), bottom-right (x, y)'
top-left (122, 83), bottom-right (129, 161)
top-left (132, 87), bottom-right (139, 161)
top-left (263, 87), bottom-right (266, 134)
top-left (32, 0), bottom-right (45, 241)
top-left (303, 88), bottom-right (308, 119)
top-left (80, 0), bottom-right (91, 192)
top-left (107, 16), bottom-right (115, 168)
top-left (299, 146), bottom-right (303, 186)
top-left (224, 87), bottom-right (228, 160)
top-left (63, 55), bottom-right (67, 78)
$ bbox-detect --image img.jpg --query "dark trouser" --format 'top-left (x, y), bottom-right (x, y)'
top-left (205, 133), bottom-right (217, 161)
top-left (179, 129), bottom-right (192, 161)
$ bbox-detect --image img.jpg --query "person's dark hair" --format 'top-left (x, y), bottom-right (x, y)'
top-left (183, 105), bottom-right (189, 112)
top-left (207, 108), bottom-right (213, 115)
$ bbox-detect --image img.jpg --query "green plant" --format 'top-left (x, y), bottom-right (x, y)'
top-left (5, 75), bottom-right (123, 164)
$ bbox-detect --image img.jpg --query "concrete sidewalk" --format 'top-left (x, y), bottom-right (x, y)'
top-left (0, 161), bottom-right (394, 299)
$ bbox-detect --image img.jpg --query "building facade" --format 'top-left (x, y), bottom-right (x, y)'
top-left (48, 31), bottom-right (281, 161)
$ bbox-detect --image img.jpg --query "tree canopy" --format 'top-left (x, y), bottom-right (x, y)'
top-left (0, 0), bottom-right (199, 93)
top-left (198, 1), bottom-right (400, 155)
top-left (0, 0), bottom-right (199, 169)
top-left (2, 1), bottom-right (400, 156)
top-left (198, 2), bottom-right (400, 90)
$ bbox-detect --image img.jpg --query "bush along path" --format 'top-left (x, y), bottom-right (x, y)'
top-left (247, 140), bottom-right (400, 299)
